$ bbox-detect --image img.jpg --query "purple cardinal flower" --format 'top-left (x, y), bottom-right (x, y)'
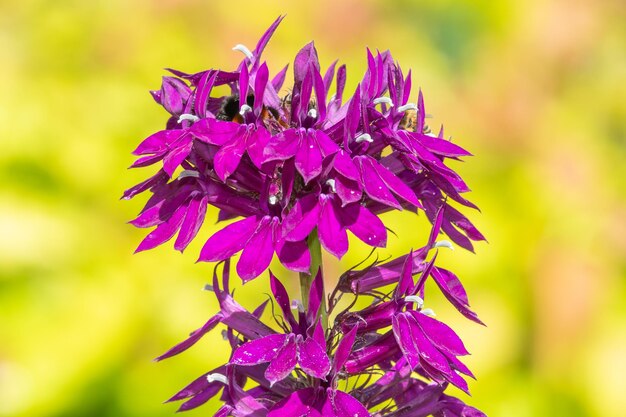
top-left (127, 16), bottom-right (487, 417)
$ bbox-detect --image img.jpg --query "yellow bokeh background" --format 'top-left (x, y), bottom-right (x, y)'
top-left (1, 0), bottom-right (625, 416)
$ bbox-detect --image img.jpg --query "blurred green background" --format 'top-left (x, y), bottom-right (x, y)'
top-left (1, 0), bottom-right (625, 416)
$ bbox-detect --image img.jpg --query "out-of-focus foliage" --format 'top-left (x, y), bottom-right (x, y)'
top-left (0, 1), bottom-right (624, 416)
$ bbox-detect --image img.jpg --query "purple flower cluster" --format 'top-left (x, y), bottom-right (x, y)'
top-left (125, 16), bottom-right (486, 417)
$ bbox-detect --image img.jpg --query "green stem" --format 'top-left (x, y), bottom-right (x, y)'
top-left (299, 229), bottom-right (327, 329)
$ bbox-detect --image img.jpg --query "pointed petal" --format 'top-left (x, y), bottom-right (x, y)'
top-left (356, 156), bottom-right (401, 209)
top-left (262, 129), bottom-right (300, 163)
top-left (272, 64), bottom-right (289, 91)
top-left (156, 313), bottom-right (222, 361)
top-left (267, 388), bottom-right (322, 417)
top-left (270, 272), bottom-right (297, 329)
top-left (374, 160), bottom-right (422, 208)
top-left (231, 334), bottom-right (288, 366)
top-left (413, 310), bottom-right (469, 356)
top-left (191, 118), bottom-right (240, 145)
top-left (237, 216), bottom-right (276, 281)
top-left (135, 205), bottom-right (186, 253)
top-left (198, 216), bottom-right (258, 262)
top-left (334, 175), bottom-right (362, 205)
top-left (298, 337), bottom-right (331, 379)
top-left (322, 390), bottom-right (370, 417)
top-left (318, 196), bottom-right (348, 259)
top-left (332, 150), bottom-right (360, 181)
top-left (265, 334), bottom-right (298, 384)
top-left (254, 62), bottom-right (269, 113)
top-left (282, 194), bottom-right (321, 241)
top-left (313, 130), bottom-right (339, 158)
top-left (333, 326), bottom-right (358, 373)
top-left (276, 239), bottom-right (311, 273)
top-left (213, 137), bottom-right (246, 181)
top-left (307, 270), bottom-right (324, 322)
top-left (174, 196), bottom-right (208, 252)
top-left (340, 202), bottom-right (387, 248)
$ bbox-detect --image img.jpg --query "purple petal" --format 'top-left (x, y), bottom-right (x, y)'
top-left (231, 333), bottom-right (288, 366)
top-left (411, 319), bottom-right (454, 377)
top-left (267, 388), bottom-right (322, 417)
top-left (321, 390), bottom-right (370, 417)
top-left (174, 196), bottom-right (208, 252)
top-left (298, 336), bottom-right (331, 379)
top-left (132, 129), bottom-right (184, 155)
top-left (121, 169), bottom-right (168, 200)
top-left (312, 67), bottom-right (327, 121)
top-left (156, 313), bottom-right (222, 361)
top-left (194, 70), bottom-right (218, 117)
top-left (272, 64), bottom-right (289, 91)
top-left (313, 130), bottom-right (339, 158)
top-left (307, 270), bottom-right (324, 322)
top-left (333, 326), bottom-right (358, 373)
top-left (335, 64), bottom-right (346, 104)
top-left (318, 195), bottom-right (348, 259)
top-left (253, 15), bottom-right (284, 63)
top-left (340, 202), bottom-right (387, 248)
top-left (265, 334), bottom-right (298, 384)
top-left (374, 159), bottom-right (422, 208)
top-left (262, 129), bottom-right (299, 163)
top-left (276, 239), bottom-right (311, 273)
top-left (254, 62), bottom-right (269, 113)
top-left (413, 310), bottom-right (469, 356)
top-left (332, 150), bottom-right (360, 181)
top-left (177, 383), bottom-right (223, 412)
top-left (237, 216), bottom-right (277, 282)
top-left (431, 267), bottom-right (484, 325)
top-left (355, 156), bottom-right (401, 209)
top-left (283, 194), bottom-right (320, 242)
top-left (270, 272), bottom-right (298, 329)
top-left (213, 137), bottom-right (246, 181)
top-left (344, 85), bottom-right (361, 148)
top-left (334, 175), bottom-right (362, 205)
top-left (163, 138), bottom-right (193, 176)
top-left (198, 216), bottom-right (258, 262)
top-left (135, 205), bottom-right (186, 253)
top-left (392, 314), bottom-right (420, 369)
top-left (160, 76), bottom-right (190, 115)
top-left (191, 118), bottom-right (240, 145)
top-left (396, 249), bottom-right (414, 297)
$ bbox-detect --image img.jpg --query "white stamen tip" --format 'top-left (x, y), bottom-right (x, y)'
top-left (372, 97), bottom-right (394, 107)
top-left (307, 108), bottom-right (318, 118)
top-left (232, 44), bottom-right (254, 60)
top-left (405, 295), bottom-right (424, 309)
top-left (421, 308), bottom-right (436, 317)
top-left (290, 299), bottom-right (305, 313)
top-left (178, 113), bottom-right (199, 123)
top-left (326, 179), bottom-right (336, 193)
top-left (355, 133), bottom-right (373, 143)
top-left (397, 103), bottom-right (418, 112)
top-left (268, 195), bottom-right (278, 205)
top-left (434, 240), bottom-right (454, 250)
top-left (239, 104), bottom-right (252, 115)
top-left (178, 170), bottom-right (200, 180)
top-left (329, 94), bottom-right (337, 101)
top-left (206, 373), bottom-right (228, 385)
top-left (203, 284), bottom-right (214, 292)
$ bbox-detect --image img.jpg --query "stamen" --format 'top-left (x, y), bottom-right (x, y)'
top-left (405, 295), bottom-right (424, 309)
top-left (178, 113), bottom-right (199, 123)
top-left (372, 97), bottom-right (394, 107)
top-left (239, 104), bottom-right (252, 115)
top-left (203, 284), bottom-right (214, 292)
top-left (355, 133), bottom-right (373, 143)
top-left (326, 179), bottom-right (336, 193)
top-left (178, 170), bottom-right (200, 180)
top-left (232, 44), bottom-right (254, 60)
top-left (206, 373), bottom-right (228, 385)
top-left (421, 308), bottom-right (436, 317)
top-left (434, 240), bottom-right (454, 250)
top-left (290, 299), bottom-right (305, 313)
top-left (397, 103), bottom-right (417, 112)
top-left (268, 195), bottom-right (278, 205)
top-left (307, 108), bottom-right (318, 119)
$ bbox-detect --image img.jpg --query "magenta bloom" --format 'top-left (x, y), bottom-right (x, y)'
top-left (125, 16), bottom-right (487, 417)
